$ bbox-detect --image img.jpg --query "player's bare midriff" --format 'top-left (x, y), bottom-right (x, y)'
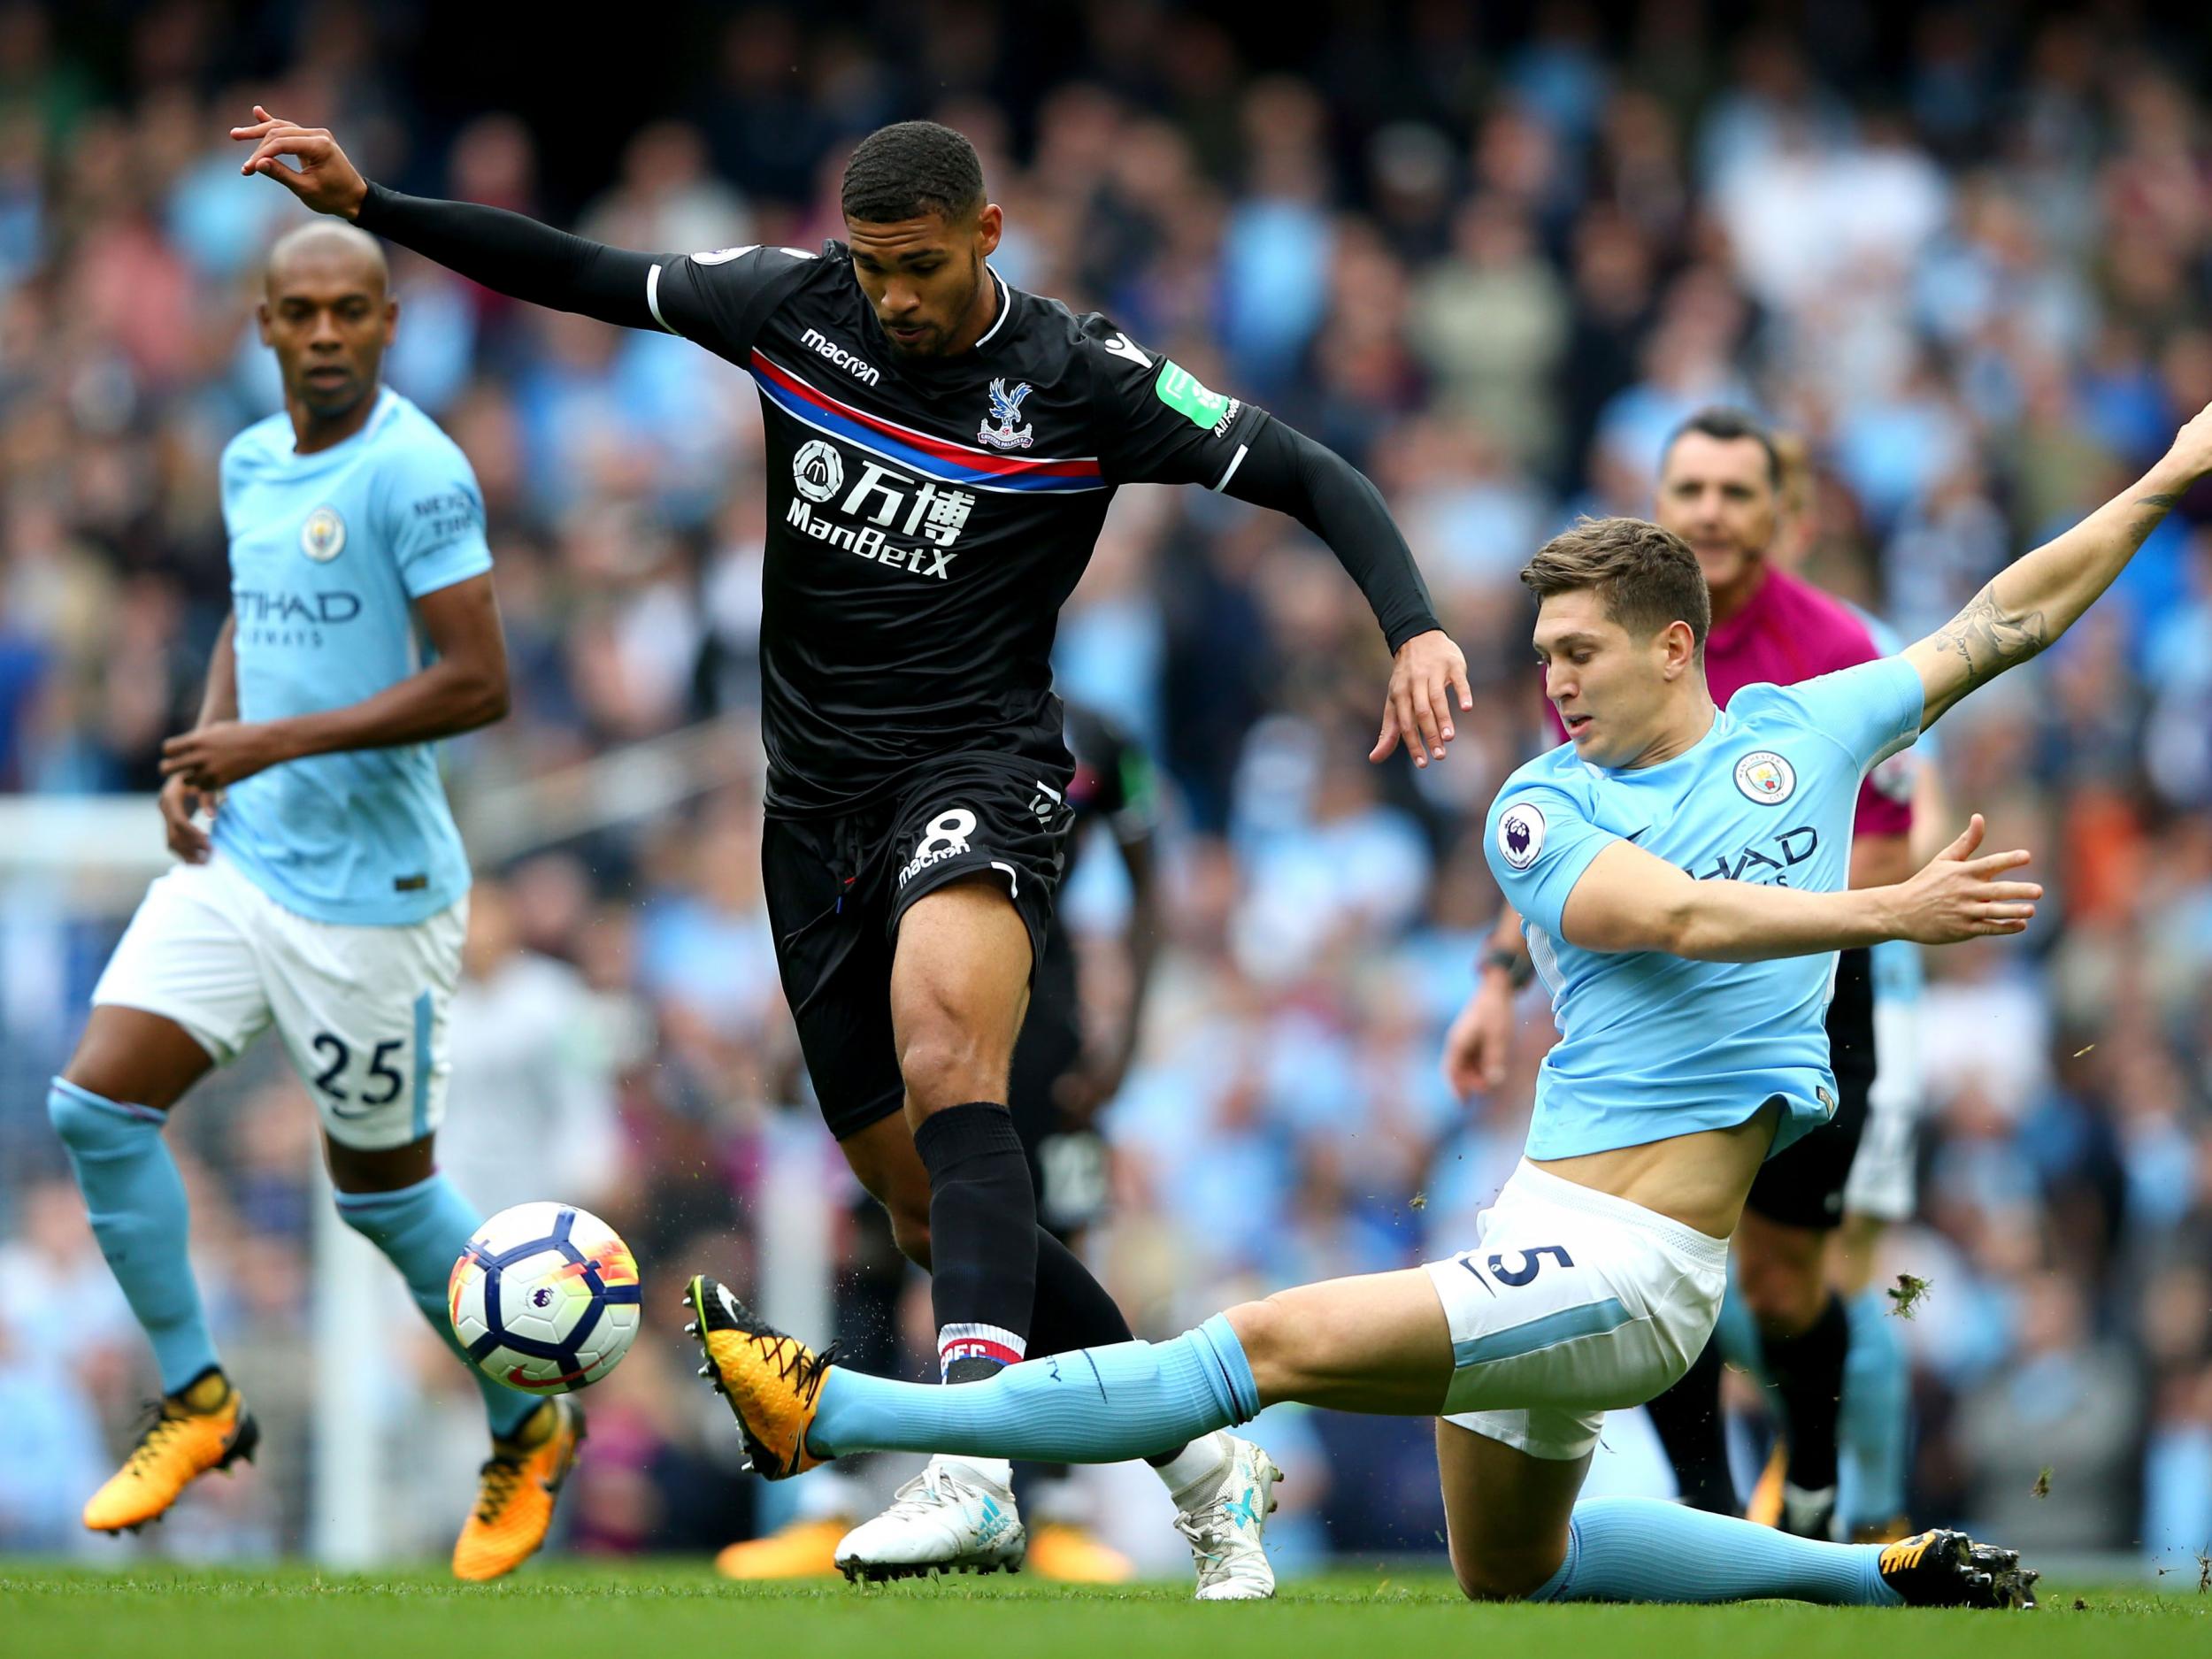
top-left (1532, 1099), bottom-right (1782, 1240)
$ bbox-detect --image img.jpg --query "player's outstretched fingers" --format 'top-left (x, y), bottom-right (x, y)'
top-left (228, 104), bottom-right (286, 139)
top-left (1411, 679), bottom-right (1446, 761)
top-left (241, 133), bottom-right (325, 185)
top-left (1428, 668), bottom-right (1456, 746)
top-left (1371, 701), bottom-right (1403, 764)
top-left (1448, 654), bottom-right (1474, 717)
top-left (1394, 684), bottom-right (1429, 768)
top-left (1938, 813), bottom-right (1987, 863)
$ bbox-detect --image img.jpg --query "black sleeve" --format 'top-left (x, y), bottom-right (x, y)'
top-left (1075, 317), bottom-right (1439, 651)
top-left (355, 182), bottom-right (661, 329)
top-left (1224, 418), bottom-right (1442, 654)
top-left (355, 184), bottom-right (818, 363)
top-left (1080, 317), bottom-right (1267, 489)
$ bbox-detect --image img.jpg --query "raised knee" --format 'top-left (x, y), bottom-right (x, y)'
top-left (897, 1025), bottom-right (1000, 1115)
top-left (1224, 1296), bottom-right (1291, 1389)
top-left (48, 1079), bottom-right (151, 1148)
top-left (887, 1202), bottom-right (933, 1270)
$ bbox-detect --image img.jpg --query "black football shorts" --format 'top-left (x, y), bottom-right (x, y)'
top-left (1746, 945), bottom-right (1877, 1232)
top-left (763, 752), bottom-right (1075, 1141)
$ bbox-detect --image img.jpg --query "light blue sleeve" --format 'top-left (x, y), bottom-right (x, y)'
top-left (379, 436), bottom-right (493, 598)
top-left (1758, 656), bottom-right (1924, 774)
top-left (1484, 782), bottom-right (1617, 939)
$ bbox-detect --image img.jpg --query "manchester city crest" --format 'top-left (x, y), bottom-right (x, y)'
top-left (300, 505), bottom-right (346, 562)
top-left (1733, 749), bottom-right (1797, 804)
top-left (977, 378), bottom-right (1034, 450)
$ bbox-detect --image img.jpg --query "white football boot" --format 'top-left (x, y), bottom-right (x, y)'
top-left (1172, 1435), bottom-right (1282, 1601)
top-left (833, 1455), bottom-right (1026, 1581)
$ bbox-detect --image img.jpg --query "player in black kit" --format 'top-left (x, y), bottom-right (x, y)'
top-left (237, 109), bottom-right (1470, 1596)
top-left (717, 700), bottom-right (1163, 1583)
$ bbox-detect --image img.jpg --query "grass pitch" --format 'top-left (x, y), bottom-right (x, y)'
top-left (5, 1563), bottom-right (2206, 1659)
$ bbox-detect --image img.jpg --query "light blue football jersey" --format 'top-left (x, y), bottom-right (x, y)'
top-left (212, 388), bottom-right (492, 926)
top-left (1485, 656), bottom-right (1924, 1161)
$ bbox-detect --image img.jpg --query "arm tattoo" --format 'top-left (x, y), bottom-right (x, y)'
top-left (1931, 490), bottom-right (2175, 702)
top-left (1930, 583), bottom-right (2049, 691)
top-left (2135, 490), bottom-right (2182, 524)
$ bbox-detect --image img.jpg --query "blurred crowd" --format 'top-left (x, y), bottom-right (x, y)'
top-left (3, 0), bottom-right (2211, 1573)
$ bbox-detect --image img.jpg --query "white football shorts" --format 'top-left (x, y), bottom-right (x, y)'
top-left (1425, 1161), bottom-right (1729, 1461)
top-left (93, 851), bottom-right (465, 1150)
top-left (1843, 996), bottom-right (1922, 1223)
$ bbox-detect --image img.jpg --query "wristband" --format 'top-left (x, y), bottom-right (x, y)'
top-left (1481, 946), bottom-right (1534, 990)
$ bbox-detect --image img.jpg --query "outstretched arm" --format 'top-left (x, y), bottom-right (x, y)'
top-left (233, 108), bottom-right (661, 329)
top-left (1559, 816), bottom-right (2039, 962)
top-left (1906, 401), bottom-right (2212, 727)
top-left (1085, 326), bottom-right (1471, 768)
top-left (1224, 419), bottom-right (1472, 768)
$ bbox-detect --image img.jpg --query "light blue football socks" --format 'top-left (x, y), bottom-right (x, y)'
top-left (808, 1306), bottom-right (1906, 1606)
top-left (1531, 1496), bottom-right (1903, 1604)
top-left (334, 1173), bottom-right (538, 1439)
top-left (48, 1079), bottom-right (222, 1394)
top-left (809, 1312), bottom-right (1259, 1463)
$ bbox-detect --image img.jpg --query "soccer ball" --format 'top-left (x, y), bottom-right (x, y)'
top-left (448, 1202), bottom-right (642, 1394)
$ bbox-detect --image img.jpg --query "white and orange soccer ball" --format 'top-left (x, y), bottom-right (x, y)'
top-left (448, 1202), bottom-right (642, 1394)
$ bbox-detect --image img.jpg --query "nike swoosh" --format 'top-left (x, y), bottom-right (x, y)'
top-left (506, 1363), bottom-right (595, 1390)
top-left (1624, 827), bottom-right (1649, 842)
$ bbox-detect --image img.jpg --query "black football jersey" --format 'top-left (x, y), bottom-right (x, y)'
top-left (645, 242), bottom-right (1266, 817)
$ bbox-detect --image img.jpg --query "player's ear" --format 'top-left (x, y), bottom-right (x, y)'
top-left (382, 295), bottom-right (398, 343)
top-left (1660, 619), bottom-right (1697, 680)
top-left (255, 299), bottom-right (274, 345)
top-left (973, 201), bottom-right (1002, 259)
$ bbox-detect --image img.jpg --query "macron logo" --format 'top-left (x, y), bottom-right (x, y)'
top-left (802, 328), bottom-right (880, 387)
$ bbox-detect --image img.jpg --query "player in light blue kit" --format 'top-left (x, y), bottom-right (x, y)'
top-left (683, 398), bottom-right (2212, 1608)
top-left (48, 222), bottom-right (577, 1580)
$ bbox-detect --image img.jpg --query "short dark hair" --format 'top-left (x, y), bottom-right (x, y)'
top-left (1663, 405), bottom-right (1781, 490)
top-left (841, 121), bottom-right (985, 225)
top-left (1521, 516), bottom-right (1710, 651)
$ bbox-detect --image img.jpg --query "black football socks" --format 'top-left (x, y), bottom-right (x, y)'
top-left (1765, 1290), bottom-right (1850, 1496)
top-left (914, 1103), bottom-right (1042, 1385)
top-left (1642, 1333), bottom-right (1740, 1513)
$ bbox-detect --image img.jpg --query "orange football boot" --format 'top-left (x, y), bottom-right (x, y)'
top-left (1026, 1522), bottom-right (1137, 1583)
top-left (83, 1372), bottom-right (259, 1534)
top-left (452, 1396), bottom-right (586, 1582)
top-left (714, 1517), bottom-right (849, 1578)
top-left (683, 1275), bottom-right (833, 1480)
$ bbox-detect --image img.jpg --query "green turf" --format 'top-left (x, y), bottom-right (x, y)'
top-left (4, 1564), bottom-right (2205, 1659)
